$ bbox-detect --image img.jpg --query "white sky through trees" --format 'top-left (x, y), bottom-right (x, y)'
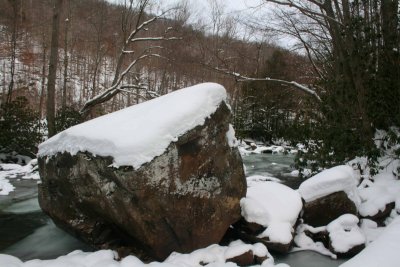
top-left (106, 0), bottom-right (263, 25)
top-left (106, 0), bottom-right (296, 48)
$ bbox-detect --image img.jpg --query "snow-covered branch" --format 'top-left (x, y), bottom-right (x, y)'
top-left (130, 37), bottom-right (182, 42)
top-left (124, 8), bottom-right (175, 46)
top-left (80, 53), bottom-right (170, 115)
top-left (213, 67), bottom-right (322, 102)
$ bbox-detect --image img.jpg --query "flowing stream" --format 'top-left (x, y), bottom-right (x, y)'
top-left (0, 154), bottom-right (347, 266)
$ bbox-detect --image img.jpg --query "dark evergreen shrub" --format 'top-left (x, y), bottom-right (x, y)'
top-left (55, 106), bottom-right (83, 133)
top-left (0, 97), bottom-right (44, 157)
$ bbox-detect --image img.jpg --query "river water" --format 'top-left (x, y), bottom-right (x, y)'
top-left (0, 154), bottom-right (347, 266)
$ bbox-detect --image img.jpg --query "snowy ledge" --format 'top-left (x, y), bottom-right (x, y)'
top-left (38, 83), bottom-right (227, 169)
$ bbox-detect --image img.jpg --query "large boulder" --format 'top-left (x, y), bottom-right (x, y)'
top-left (298, 165), bottom-right (360, 227)
top-left (37, 83), bottom-right (246, 260)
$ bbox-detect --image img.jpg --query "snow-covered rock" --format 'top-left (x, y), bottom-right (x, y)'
top-left (293, 215), bottom-right (366, 258)
top-left (339, 216), bottom-right (400, 267)
top-left (298, 165), bottom-right (360, 226)
top-left (298, 165), bottom-right (360, 204)
top-left (37, 83), bottom-right (246, 260)
top-left (0, 159), bottom-right (40, 195)
top-left (239, 181), bottom-right (302, 252)
top-left (358, 171), bottom-right (399, 223)
top-left (326, 214), bottom-right (365, 257)
top-left (293, 224), bottom-right (336, 258)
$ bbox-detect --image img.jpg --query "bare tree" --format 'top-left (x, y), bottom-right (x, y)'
top-left (39, 31), bottom-right (47, 119)
top-left (5, 0), bottom-right (21, 104)
top-left (260, 0), bottom-right (400, 135)
top-left (79, 0), bottom-right (181, 116)
top-left (61, 0), bottom-right (71, 109)
top-left (46, 0), bottom-right (63, 137)
top-left (197, 1), bottom-right (322, 103)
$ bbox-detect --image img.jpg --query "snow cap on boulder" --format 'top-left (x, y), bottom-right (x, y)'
top-left (298, 165), bottom-right (360, 206)
top-left (38, 83), bottom-right (227, 169)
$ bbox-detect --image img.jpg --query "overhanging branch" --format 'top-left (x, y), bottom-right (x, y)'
top-left (213, 66), bottom-right (322, 102)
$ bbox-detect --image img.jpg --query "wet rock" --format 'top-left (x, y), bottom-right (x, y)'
top-left (302, 191), bottom-right (358, 227)
top-left (38, 102), bottom-right (246, 260)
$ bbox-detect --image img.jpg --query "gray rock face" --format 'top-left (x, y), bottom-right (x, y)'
top-left (38, 102), bottom-right (246, 260)
top-left (301, 191), bottom-right (357, 227)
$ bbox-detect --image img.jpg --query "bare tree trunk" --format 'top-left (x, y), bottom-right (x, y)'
top-left (62, 2), bottom-right (70, 109)
top-left (39, 33), bottom-right (47, 119)
top-left (6, 0), bottom-right (20, 104)
top-left (46, 0), bottom-right (63, 137)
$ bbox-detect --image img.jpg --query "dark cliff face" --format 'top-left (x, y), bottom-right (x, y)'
top-left (38, 102), bottom-right (246, 261)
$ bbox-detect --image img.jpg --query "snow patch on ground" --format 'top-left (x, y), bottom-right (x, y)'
top-left (0, 177), bottom-right (15, 196)
top-left (360, 219), bottom-right (385, 245)
top-left (0, 241), bottom-right (289, 267)
top-left (241, 181), bottom-right (302, 244)
top-left (297, 165), bottom-right (360, 206)
top-left (0, 159), bottom-right (39, 195)
top-left (339, 216), bottom-right (400, 267)
top-left (38, 83), bottom-right (227, 169)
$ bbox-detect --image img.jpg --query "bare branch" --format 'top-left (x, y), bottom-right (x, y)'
top-left (130, 37), bottom-right (182, 42)
top-left (265, 0), bottom-right (344, 26)
top-left (122, 50), bottom-right (135, 54)
top-left (212, 66), bottom-right (322, 102)
top-left (79, 2), bottom-right (180, 116)
top-left (80, 53), bottom-right (168, 115)
top-left (125, 8), bottom-right (176, 46)
top-left (119, 84), bottom-right (147, 90)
